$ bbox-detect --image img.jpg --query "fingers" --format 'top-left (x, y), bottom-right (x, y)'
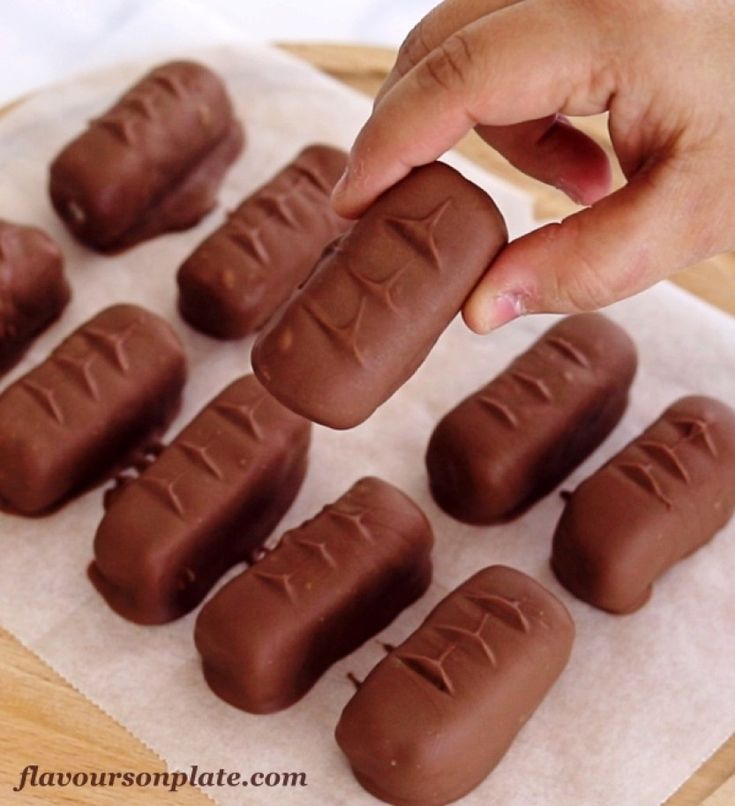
top-left (477, 116), bottom-right (612, 205)
top-left (332, 2), bottom-right (603, 218)
top-left (462, 153), bottom-right (718, 333)
top-left (376, 0), bottom-right (525, 105)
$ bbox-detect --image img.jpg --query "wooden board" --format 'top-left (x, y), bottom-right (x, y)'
top-left (0, 42), bottom-right (732, 806)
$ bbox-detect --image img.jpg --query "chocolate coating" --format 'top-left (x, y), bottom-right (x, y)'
top-left (177, 144), bottom-right (349, 339)
top-left (0, 304), bottom-right (186, 514)
top-left (90, 375), bottom-right (311, 624)
top-left (336, 565), bottom-right (574, 806)
top-left (552, 395), bottom-right (735, 614)
top-left (0, 219), bottom-right (70, 374)
top-left (252, 162), bottom-right (508, 429)
top-left (426, 314), bottom-right (637, 524)
top-left (49, 60), bottom-right (244, 252)
top-left (195, 477), bottom-right (433, 713)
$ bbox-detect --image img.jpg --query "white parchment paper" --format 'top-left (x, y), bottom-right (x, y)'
top-left (0, 44), bottom-right (733, 806)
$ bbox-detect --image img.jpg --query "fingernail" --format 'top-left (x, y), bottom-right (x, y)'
top-left (331, 166), bottom-right (350, 202)
top-left (478, 291), bottom-right (526, 333)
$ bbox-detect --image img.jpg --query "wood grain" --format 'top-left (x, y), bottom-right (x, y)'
top-left (0, 42), bottom-right (732, 806)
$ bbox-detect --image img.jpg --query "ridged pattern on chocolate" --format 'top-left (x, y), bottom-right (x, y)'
top-left (195, 477), bottom-right (433, 713)
top-left (426, 313), bottom-right (638, 524)
top-left (552, 395), bottom-right (735, 613)
top-left (49, 60), bottom-right (244, 250)
top-left (177, 144), bottom-right (349, 339)
top-left (0, 304), bottom-right (186, 514)
top-left (336, 565), bottom-right (574, 806)
top-left (90, 375), bottom-right (311, 624)
top-left (0, 220), bottom-right (70, 373)
top-left (252, 162), bottom-right (507, 429)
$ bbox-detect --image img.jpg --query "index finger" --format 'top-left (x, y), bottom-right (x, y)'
top-left (376, 0), bottom-right (526, 105)
top-left (332, 2), bottom-right (600, 218)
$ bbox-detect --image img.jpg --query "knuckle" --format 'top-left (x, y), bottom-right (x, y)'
top-left (417, 31), bottom-right (476, 95)
top-left (396, 19), bottom-right (432, 79)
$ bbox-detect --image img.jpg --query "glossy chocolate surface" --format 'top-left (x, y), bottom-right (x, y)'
top-left (177, 144), bottom-right (349, 339)
top-left (0, 304), bottom-right (186, 514)
top-left (49, 60), bottom-right (244, 251)
top-left (552, 395), bottom-right (735, 614)
top-left (252, 162), bottom-right (508, 429)
top-left (0, 219), bottom-right (70, 374)
top-left (195, 477), bottom-right (433, 713)
top-left (336, 565), bottom-right (574, 806)
top-left (426, 314), bottom-right (638, 524)
top-left (90, 375), bottom-right (311, 624)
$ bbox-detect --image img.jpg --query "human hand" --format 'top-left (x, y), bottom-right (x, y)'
top-left (331, 0), bottom-right (735, 332)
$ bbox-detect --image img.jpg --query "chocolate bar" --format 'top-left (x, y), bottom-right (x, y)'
top-left (0, 219), bottom-right (70, 373)
top-left (194, 477), bottom-right (433, 713)
top-left (426, 314), bottom-right (637, 524)
top-left (335, 565), bottom-right (574, 806)
top-left (552, 395), bottom-right (735, 614)
top-left (90, 375), bottom-right (311, 624)
top-left (252, 162), bottom-right (508, 429)
top-left (0, 304), bottom-right (186, 514)
top-left (177, 144), bottom-right (349, 339)
top-left (49, 60), bottom-right (244, 251)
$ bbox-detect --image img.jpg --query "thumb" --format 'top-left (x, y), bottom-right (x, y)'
top-left (462, 153), bottom-right (720, 332)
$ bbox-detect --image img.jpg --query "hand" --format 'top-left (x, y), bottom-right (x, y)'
top-left (331, 0), bottom-right (735, 332)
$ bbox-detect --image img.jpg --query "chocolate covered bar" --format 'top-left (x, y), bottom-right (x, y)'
top-left (552, 396), bottom-right (735, 614)
top-left (177, 144), bottom-right (349, 339)
top-left (336, 565), bottom-right (574, 806)
top-left (49, 60), bottom-right (244, 252)
top-left (195, 477), bottom-right (433, 713)
top-left (0, 304), bottom-right (185, 514)
top-left (252, 162), bottom-right (507, 429)
top-left (0, 219), bottom-right (70, 373)
top-left (90, 375), bottom-right (311, 624)
top-left (426, 314), bottom-right (637, 524)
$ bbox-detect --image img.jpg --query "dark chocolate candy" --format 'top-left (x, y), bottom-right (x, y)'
top-left (90, 375), bottom-right (311, 624)
top-left (426, 313), bottom-right (637, 524)
top-left (194, 477), bottom-right (433, 713)
top-left (335, 565), bottom-right (574, 806)
top-left (49, 60), bottom-right (244, 252)
top-left (0, 304), bottom-right (185, 514)
top-left (252, 162), bottom-right (508, 429)
top-left (177, 144), bottom-right (349, 339)
top-left (0, 219), bottom-right (70, 374)
top-left (552, 395), bottom-right (735, 614)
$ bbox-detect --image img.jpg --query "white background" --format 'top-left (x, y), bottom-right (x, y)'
top-left (0, 0), bottom-right (438, 104)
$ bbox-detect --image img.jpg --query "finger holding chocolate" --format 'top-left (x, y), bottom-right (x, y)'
top-left (252, 161), bottom-right (508, 429)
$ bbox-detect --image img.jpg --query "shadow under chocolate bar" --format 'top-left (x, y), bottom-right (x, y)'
top-left (336, 565), bottom-right (575, 806)
top-left (0, 304), bottom-right (186, 515)
top-left (252, 161), bottom-right (508, 429)
top-left (0, 219), bottom-right (70, 375)
top-left (194, 477), bottom-right (433, 714)
top-left (49, 60), bottom-right (244, 252)
top-left (177, 144), bottom-right (349, 339)
top-left (90, 374), bottom-right (311, 625)
top-left (426, 313), bottom-right (638, 524)
top-left (552, 395), bottom-right (735, 614)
